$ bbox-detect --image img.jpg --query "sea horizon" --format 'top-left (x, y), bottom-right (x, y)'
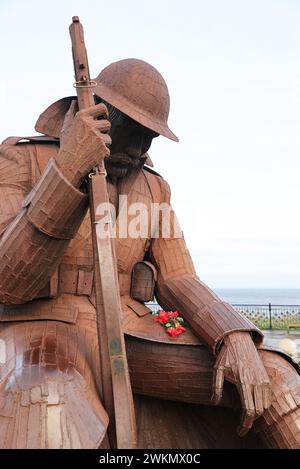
top-left (215, 288), bottom-right (300, 305)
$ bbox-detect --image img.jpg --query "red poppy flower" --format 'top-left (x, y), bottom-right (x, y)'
top-left (166, 324), bottom-right (186, 337)
top-left (153, 310), bottom-right (187, 337)
top-left (154, 311), bottom-right (170, 323)
top-left (168, 311), bottom-right (179, 318)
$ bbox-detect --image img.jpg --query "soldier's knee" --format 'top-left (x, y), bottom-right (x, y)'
top-left (254, 350), bottom-right (300, 448)
top-left (259, 349), bottom-right (300, 385)
top-left (258, 349), bottom-right (300, 421)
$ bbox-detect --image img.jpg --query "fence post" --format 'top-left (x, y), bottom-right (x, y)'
top-left (268, 303), bottom-right (272, 330)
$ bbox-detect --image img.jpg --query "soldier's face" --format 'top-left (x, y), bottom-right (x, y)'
top-left (106, 111), bottom-right (159, 179)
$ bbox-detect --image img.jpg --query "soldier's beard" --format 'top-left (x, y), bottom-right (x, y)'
top-left (105, 152), bottom-right (142, 179)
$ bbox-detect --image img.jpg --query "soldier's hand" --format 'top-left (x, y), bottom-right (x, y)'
top-left (56, 100), bottom-right (111, 187)
top-left (211, 331), bottom-right (272, 436)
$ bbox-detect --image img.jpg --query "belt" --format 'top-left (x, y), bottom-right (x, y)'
top-left (58, 265), bottom-right (132, 296)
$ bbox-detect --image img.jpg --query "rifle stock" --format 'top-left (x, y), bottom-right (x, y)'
top-left (69, 16), bottom-right (137, 449)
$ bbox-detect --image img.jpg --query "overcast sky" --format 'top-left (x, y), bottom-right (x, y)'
top-left (0, 0), bottom-right (300, 288)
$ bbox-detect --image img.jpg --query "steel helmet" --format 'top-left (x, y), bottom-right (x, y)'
top-left (93, 58), bottom-right (178, 142)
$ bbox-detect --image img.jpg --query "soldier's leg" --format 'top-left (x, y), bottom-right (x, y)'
top-left (0, 320), bottom-right (108, 449)
top-left (126, 336), bottom-right (300, 448)
top-left (253, 350), bottom-right (300, 448)
top-left (125, 336), bottom-right (238, 409)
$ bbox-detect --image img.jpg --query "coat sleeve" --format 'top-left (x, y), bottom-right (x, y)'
top-left (0, 143), bottom-right (88, 304)
top-left (149, 176), bottom-right (263, 356)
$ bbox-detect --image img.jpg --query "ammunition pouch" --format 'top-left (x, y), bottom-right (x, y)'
top-left (130, 261), bottom-right (157, 303)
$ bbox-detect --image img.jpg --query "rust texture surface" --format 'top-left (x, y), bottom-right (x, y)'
top-left (0, 56), bottom-right (299, 448)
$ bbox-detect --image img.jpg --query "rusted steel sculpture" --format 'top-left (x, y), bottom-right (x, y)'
top-left (0, 17), bottom-right (299, 449)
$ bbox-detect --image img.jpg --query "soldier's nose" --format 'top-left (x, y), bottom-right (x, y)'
top-left (125, 146), bottom-right (142, 158)
top-left (125, 132), bottom-right (144, 158)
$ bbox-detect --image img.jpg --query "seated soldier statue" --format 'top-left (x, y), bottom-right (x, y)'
top-left (0, 58), bottom-right (299, 449)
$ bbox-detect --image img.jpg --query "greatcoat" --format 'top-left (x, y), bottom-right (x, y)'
top-left (0, 97), bottom-right (299, 449)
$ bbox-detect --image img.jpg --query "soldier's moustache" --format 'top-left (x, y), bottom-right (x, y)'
top-left (108, 153), bottom-right (141, 167)
top-left (105, 152), bottom-right (142, 179)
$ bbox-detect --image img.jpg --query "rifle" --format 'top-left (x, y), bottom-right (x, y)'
top-left (69, 16), bottom-right (137, 449)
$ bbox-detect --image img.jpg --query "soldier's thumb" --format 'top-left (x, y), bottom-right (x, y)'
top-left (61, 100), bottom-right (77, 135)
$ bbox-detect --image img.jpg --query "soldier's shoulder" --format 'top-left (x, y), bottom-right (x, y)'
top-left (1, 135), bottom-right (59, 147)
top-left (143, 165), bottom-right (169, 184)
top-left (142, 165), bottom-right (171, 199)
top-left (0, 135), bottom-right (59, 165)
top-left (143, 165), bottom-right (163, 178)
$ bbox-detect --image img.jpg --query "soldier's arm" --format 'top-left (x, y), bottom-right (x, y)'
top-left (150, 176), bottom-right (272, 435)
top-left (0, 142), bottom-right (88, 304)
top-left (0, 101), bottom-right (110, 305)
top-left (150, 177), bottom-right (263, 356)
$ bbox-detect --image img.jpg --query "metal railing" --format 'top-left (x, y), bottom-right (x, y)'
top-left (232, 304), bottom-right (300, 330)
top-left (147, 302), bottom-right (300, 331)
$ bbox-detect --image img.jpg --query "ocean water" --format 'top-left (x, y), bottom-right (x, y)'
top-left (215, 288), bottom-right (300, 305)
